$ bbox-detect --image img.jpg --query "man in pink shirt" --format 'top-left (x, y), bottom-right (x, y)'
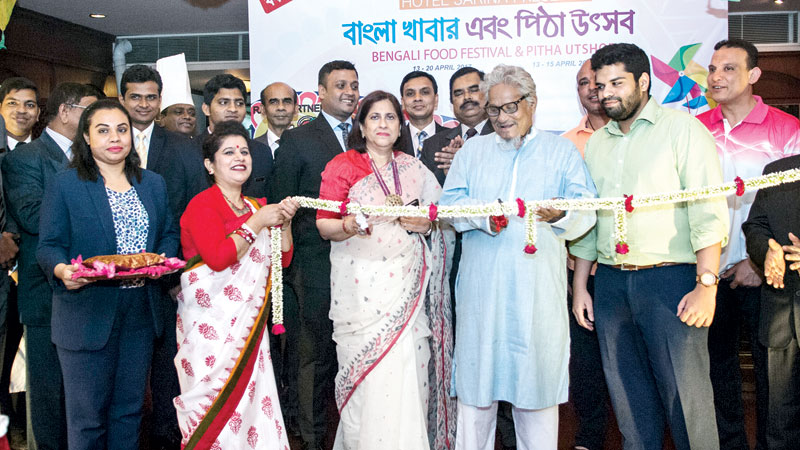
top-left (697, 38), bottom-right (800, 450)
top-left (562, 59), bottom-right (611, 450)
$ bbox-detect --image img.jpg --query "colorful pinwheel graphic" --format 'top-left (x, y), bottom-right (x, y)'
top-left (651, 43), bottom-right (712, 111)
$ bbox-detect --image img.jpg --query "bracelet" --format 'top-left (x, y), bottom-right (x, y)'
top-left (241, 223), bottom-right (257, 239)
top-left (233, 228), bottom-right (255, 244)
top-left (422, 221), bottom-right (433, 237)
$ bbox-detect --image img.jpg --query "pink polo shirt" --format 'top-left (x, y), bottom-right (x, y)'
top-left (697, 96), bottom-right (800, 272)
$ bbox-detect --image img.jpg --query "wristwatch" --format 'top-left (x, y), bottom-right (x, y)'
top-left (696, 271), bottom-right (720, 287)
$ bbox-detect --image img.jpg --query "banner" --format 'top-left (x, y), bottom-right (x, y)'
top-left (248, 0), bottom-right (728, 135)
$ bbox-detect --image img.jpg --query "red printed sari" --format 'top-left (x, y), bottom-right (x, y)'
top-left (174, 218), bottom-right (289, 450)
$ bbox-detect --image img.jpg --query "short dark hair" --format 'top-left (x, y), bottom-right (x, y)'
top-left (347, 90), bottom-right (405, 153)
top-left (202, 120), bottom-right (251, 184)
top-left (714, 39), bottom-right (759, 70)
top-left (0, 77), bottom-right (39, 103)
top-left (318, 60), bottom-right (358, 87)
top-left (45, 83), bottom-right (97, 123)
top-left (259, 82), bottom-right (298, 107)
top-left (70, 99), bottom-right (142, 183)
top-left (203, 74), bottom-right (247, 106)
top-left (120, 65), bottom-right (163, 97)
top-left (591, 43), bottom-right (651, 95)
top-left (449, 67), bottom-right (484, 102)
top-left (400, 71), bottom-right (438, 96)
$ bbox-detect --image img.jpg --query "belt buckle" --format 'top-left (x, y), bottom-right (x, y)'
top-left (619, 262), bottom-right (638, 271)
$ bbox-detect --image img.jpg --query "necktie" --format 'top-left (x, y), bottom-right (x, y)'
top-left (136, 132), bottom-right (148, 168)
top-left (337, 123), bottom-right (351, 151)
top-left (415, 130), bottom-right (428, 159)
top-left (465, 128), bottom-right (478, 140)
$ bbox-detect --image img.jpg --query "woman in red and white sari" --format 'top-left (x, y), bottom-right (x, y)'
top-left (317, 91), bottom-right (455, 450)
top-left (175, 121), bottom-right (299, 449)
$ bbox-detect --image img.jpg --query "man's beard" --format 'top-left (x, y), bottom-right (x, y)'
top-left (603, 90), bottom-right (642, 121)
top-left (498, 135), bottom-right (523, 150)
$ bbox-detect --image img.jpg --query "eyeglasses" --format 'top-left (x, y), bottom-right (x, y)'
top-left (485, 95), bottom-right (529, 117)
top-left (67, 104), bottom-right (88, 110)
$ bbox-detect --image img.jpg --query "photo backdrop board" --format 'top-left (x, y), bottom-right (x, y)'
top-left (248, 0), bottom-right (728, 135)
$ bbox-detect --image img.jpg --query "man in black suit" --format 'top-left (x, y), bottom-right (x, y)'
top-left (198, 74), bottom-right (272, 199)
top-left (2, 82), bottom-right (97, 450)
top-left (255, 81), bottom-right (298, 158)
top-left (118, 65), bottom-right (205, 450)
top-left (420, 67), bottom-right (494, 186)
top-left (270, 60), bottom-right (359, 450)
top-left (743, 154), bottom-right (800, 449)
top-left (398, 71), bottom-right (445, 158)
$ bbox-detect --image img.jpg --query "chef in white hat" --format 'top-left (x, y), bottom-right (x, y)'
top-left (155, 53), bottom-right (197, 137)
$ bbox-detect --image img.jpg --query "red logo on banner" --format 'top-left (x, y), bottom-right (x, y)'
top-left (259, 0), bottom-right (292, 14)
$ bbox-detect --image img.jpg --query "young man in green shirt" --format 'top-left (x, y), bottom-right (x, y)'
top-left (570, 43), bottom-right (729, 450)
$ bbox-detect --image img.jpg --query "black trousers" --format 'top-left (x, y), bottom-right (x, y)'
top-left (568, 273), bottom-right (610, 450)
top-left (707, 280), bottom-right (768, 450)
top-left (25, 325), bottom-right (68, 450)
top-left (269, 281), bottom-right (300, 426)
top-left (293, 282), bottom-right (336, 446)
top-left (0, 281), bottom-right (22, 423)
top-left (147, 302), bottom-right (181, 444)
top-left (766, 338), bottom-right (800, 450)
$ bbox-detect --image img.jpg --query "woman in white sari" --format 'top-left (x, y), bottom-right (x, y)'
top-left (317, 91), bottom-right (454, 450)
top-left (175, 121), bottom-right (299, 449)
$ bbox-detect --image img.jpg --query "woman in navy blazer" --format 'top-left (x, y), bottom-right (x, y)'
top-left (37, 99), bottom-right (179, 450)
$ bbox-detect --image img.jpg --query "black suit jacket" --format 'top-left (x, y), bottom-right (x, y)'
top-left (420, 121), bottom-right (494, 186)
top-left (2, 132), bottom-right (70, 326)
top-left (743, 154), bottom-right (800, 348)
top-left (269, 114), bottom-right (345, 289)
top-left (195, 128), bottom-right (272, 200)
top-left (148, 125), bottom-right (207, 220)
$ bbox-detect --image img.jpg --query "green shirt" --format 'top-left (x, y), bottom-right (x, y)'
top-left (570, 97), bottom-right (729, 265)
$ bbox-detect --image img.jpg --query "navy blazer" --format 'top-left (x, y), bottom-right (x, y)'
top-left (36, 169), bottom-right (179, 351)
top-left (2, 132), bottom-right (70, 326)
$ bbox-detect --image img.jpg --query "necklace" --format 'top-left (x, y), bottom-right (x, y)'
top-left (219, 187), bottom-right (250, 215)
top-left (586, 116), bottom-right (596, 131)
top-left (367, 151), bottom-right (403, 206)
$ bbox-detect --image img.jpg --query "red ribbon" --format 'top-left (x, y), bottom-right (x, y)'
top-left (339, 198), bottom-right (350, 216)
top-left (523, 244), bottom-right (537, 254)
top-left (615, 242), bottom-right (630, 254)
top-left (516, 198), bottom-right (526, 218)
top-left (428, 203), bottom-right (438, 221)
top-left (734, 176), bottom-right (745, 196)
top-left (624, 195), bottom-right (634, 213)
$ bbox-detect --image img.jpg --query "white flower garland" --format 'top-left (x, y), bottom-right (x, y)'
top-left (266, 168), bottom-right (800, 331)
top-left (270, 226), bottom-right (284, 334)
